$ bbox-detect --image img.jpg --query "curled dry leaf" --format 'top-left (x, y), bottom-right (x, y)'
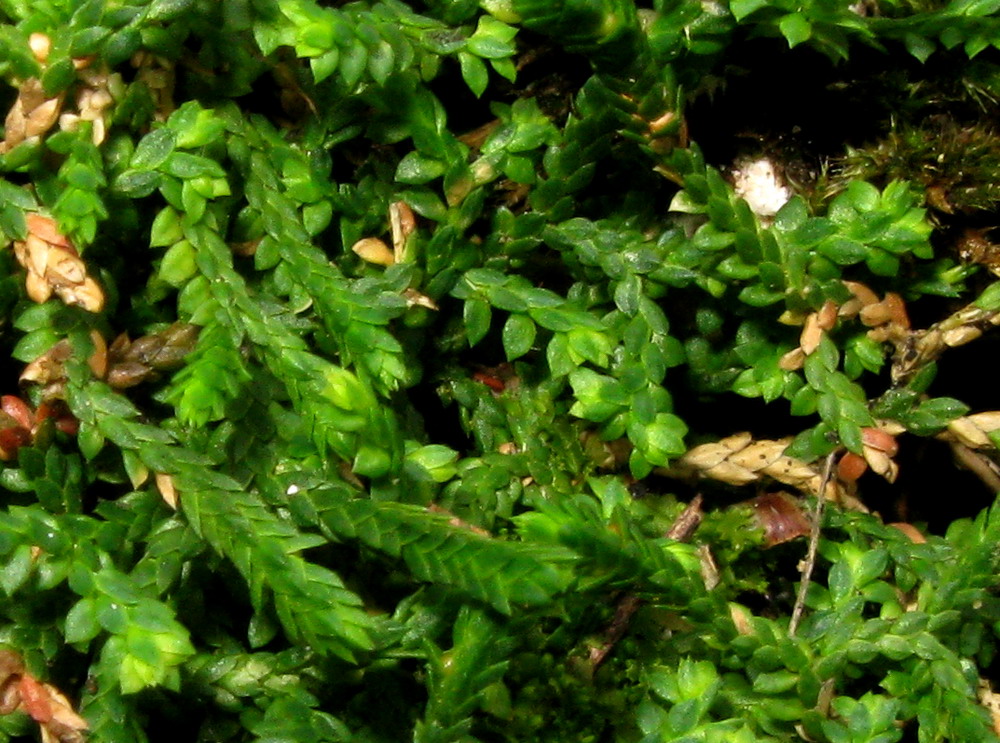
top-left (155, 472), bottom-right (178, 509)
top-left (21, 330), bottom-right (106, 399)
top-left (888, 522), bottom-right (927, 543)
top-left (402, 287), bottom-right (439, 310)
top-left (20, 340), bottom-right (73, 395)
top-left (778, 346), bottom-right (805, 371)
top-left (29, 33), bottom-right (51, 63)
top-left (351, 237), bottom-right (395, 267)
top-left (64, 66), bottom-right (119, 145)
top-left (862, 446), bottom-right (899, 483)
top-left (389, 201), bottom-right (416, 262)
top-left (13, 214), bottom-right (104, 312)
top-left (0, 650), bottom-right (87, 743)
top-left (799, 311), bottom-right (825, 356)
top-left (862, 427), bottom-right (899, 455)
top-left (846, 427), bottom-right (901, 482)
top-left (104, 322), bottom-right (198, 389)
top-left (817, 300), bottom-right (838, 330)
top-left (945, 412), bottom-right (1000, 449)
top-left (837, 451), bottom-right (868, 483)
top-left (0, 395), bottom-right (79, 460)
top-left (1, 78), bottom-right (64, 153)
top-left (744, 492), bottom-right (812, 547)
top-left (843, 280), bottom-right (879, 309)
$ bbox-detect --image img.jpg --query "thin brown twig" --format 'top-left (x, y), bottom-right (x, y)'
top-left (789, 452), bottom-right (836, 638)
top-left (587, 495), bottom-right (704, 672)
top-left (948, 440), bottom-right (1000, 493)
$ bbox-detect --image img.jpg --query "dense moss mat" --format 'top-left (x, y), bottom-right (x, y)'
top-left (3, 0), bottom-right (1000, 740)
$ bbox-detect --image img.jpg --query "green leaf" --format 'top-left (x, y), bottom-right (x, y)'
top-left (65, 598), bottom-right (102, 643)
top-left (464, 299), bottom-right (492, 346)
top-left (159, 240), bottom-right (198, 286)
top-left (730, 0), bottom-right (770, 20)
top-left (459, 52), bottom-right (489, 97)
top-left (114, 170), bottom-right (162, 197)
top-left (778, 13), bottom-right (812, 47)
top-left (502, 314), bottom-right (536, 360)
top-left (396, 151), bottom-right (447, 184)
top-left (147, 0), bottom-right (195, 21)
top-left (131, 128), bottom-right (176, 170)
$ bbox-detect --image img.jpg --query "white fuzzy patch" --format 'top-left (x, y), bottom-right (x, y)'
top-left (731, 157), bottom-right (792, 219)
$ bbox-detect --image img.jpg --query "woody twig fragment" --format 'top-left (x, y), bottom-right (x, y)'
top-left (789, 453), bottom-right (836, 637)
top-left (587, 495), bottom-right (704, 673)
top-left (12, 214), bottom-right (104, 312)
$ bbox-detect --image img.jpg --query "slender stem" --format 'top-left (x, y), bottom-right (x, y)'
top-left (587, 494), bottom-right (704, 672)
top-left (789, 452), bottom-right (836, 638)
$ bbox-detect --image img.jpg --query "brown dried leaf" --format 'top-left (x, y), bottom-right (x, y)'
top-left (941, 325), bottom-right (983, 347)
top-left (882, 292), bottom-right (910, 329)
top-left (816, 300), bottom-right (838, 331)
top-left (2, 98), bottom-right (27, 150)
top-left (107, 361), bottom-right (152, 389)
top-left (778, 347), bottom-right (805, 371)
top-left (888, 522), bottom-right (927, 544)
top-left (843, 280), bottom-right (879, 307)
top-left (155, 472), bottom-right (178, 509)
top-left (389, 201), bottom-right (416, 261)
top-left (800, 312), bottom-right (824, 355)
top-left (402, 288), bottom-right (439, 310)
top-left (745, 492), bottom-right (811, 547)
top-left (980, 678), bottom-right (1000, 737)
top-left (25, 97), bottom-right (62, 139)
top-left (21, 234), bottom-right (51, 276)
top-left (0, 651), bottom-right (87, 743)
top-left (672, 434), bottom-right (850, 503)
top-left (29, 33), bottom-right (50, 63)
top-left (861, 446), bottom-right (899, 482)
top-left (55, 276), bottom-right (104, 312)
top-left (697, 544), bottom-right (719, 589)
top-left (837, 451), bottom-right (868, 483)
top-left (87, 330), bottom-right (108, 379)
top-left (351, 237), bottom-right (395, 266)
top-left (729, 603), bottom-right (754, 636)
top-left (20, 340), bottom-right (72, 388)
top-left (861, 427), bottom-right (899, 456)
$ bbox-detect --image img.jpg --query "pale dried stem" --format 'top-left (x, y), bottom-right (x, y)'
top-left (789, 452), bottom-right (836, 638)
top-left (892, 303), bottom-right (1000, 385)
top-left (947, 440), bottom-right (1000, 493)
